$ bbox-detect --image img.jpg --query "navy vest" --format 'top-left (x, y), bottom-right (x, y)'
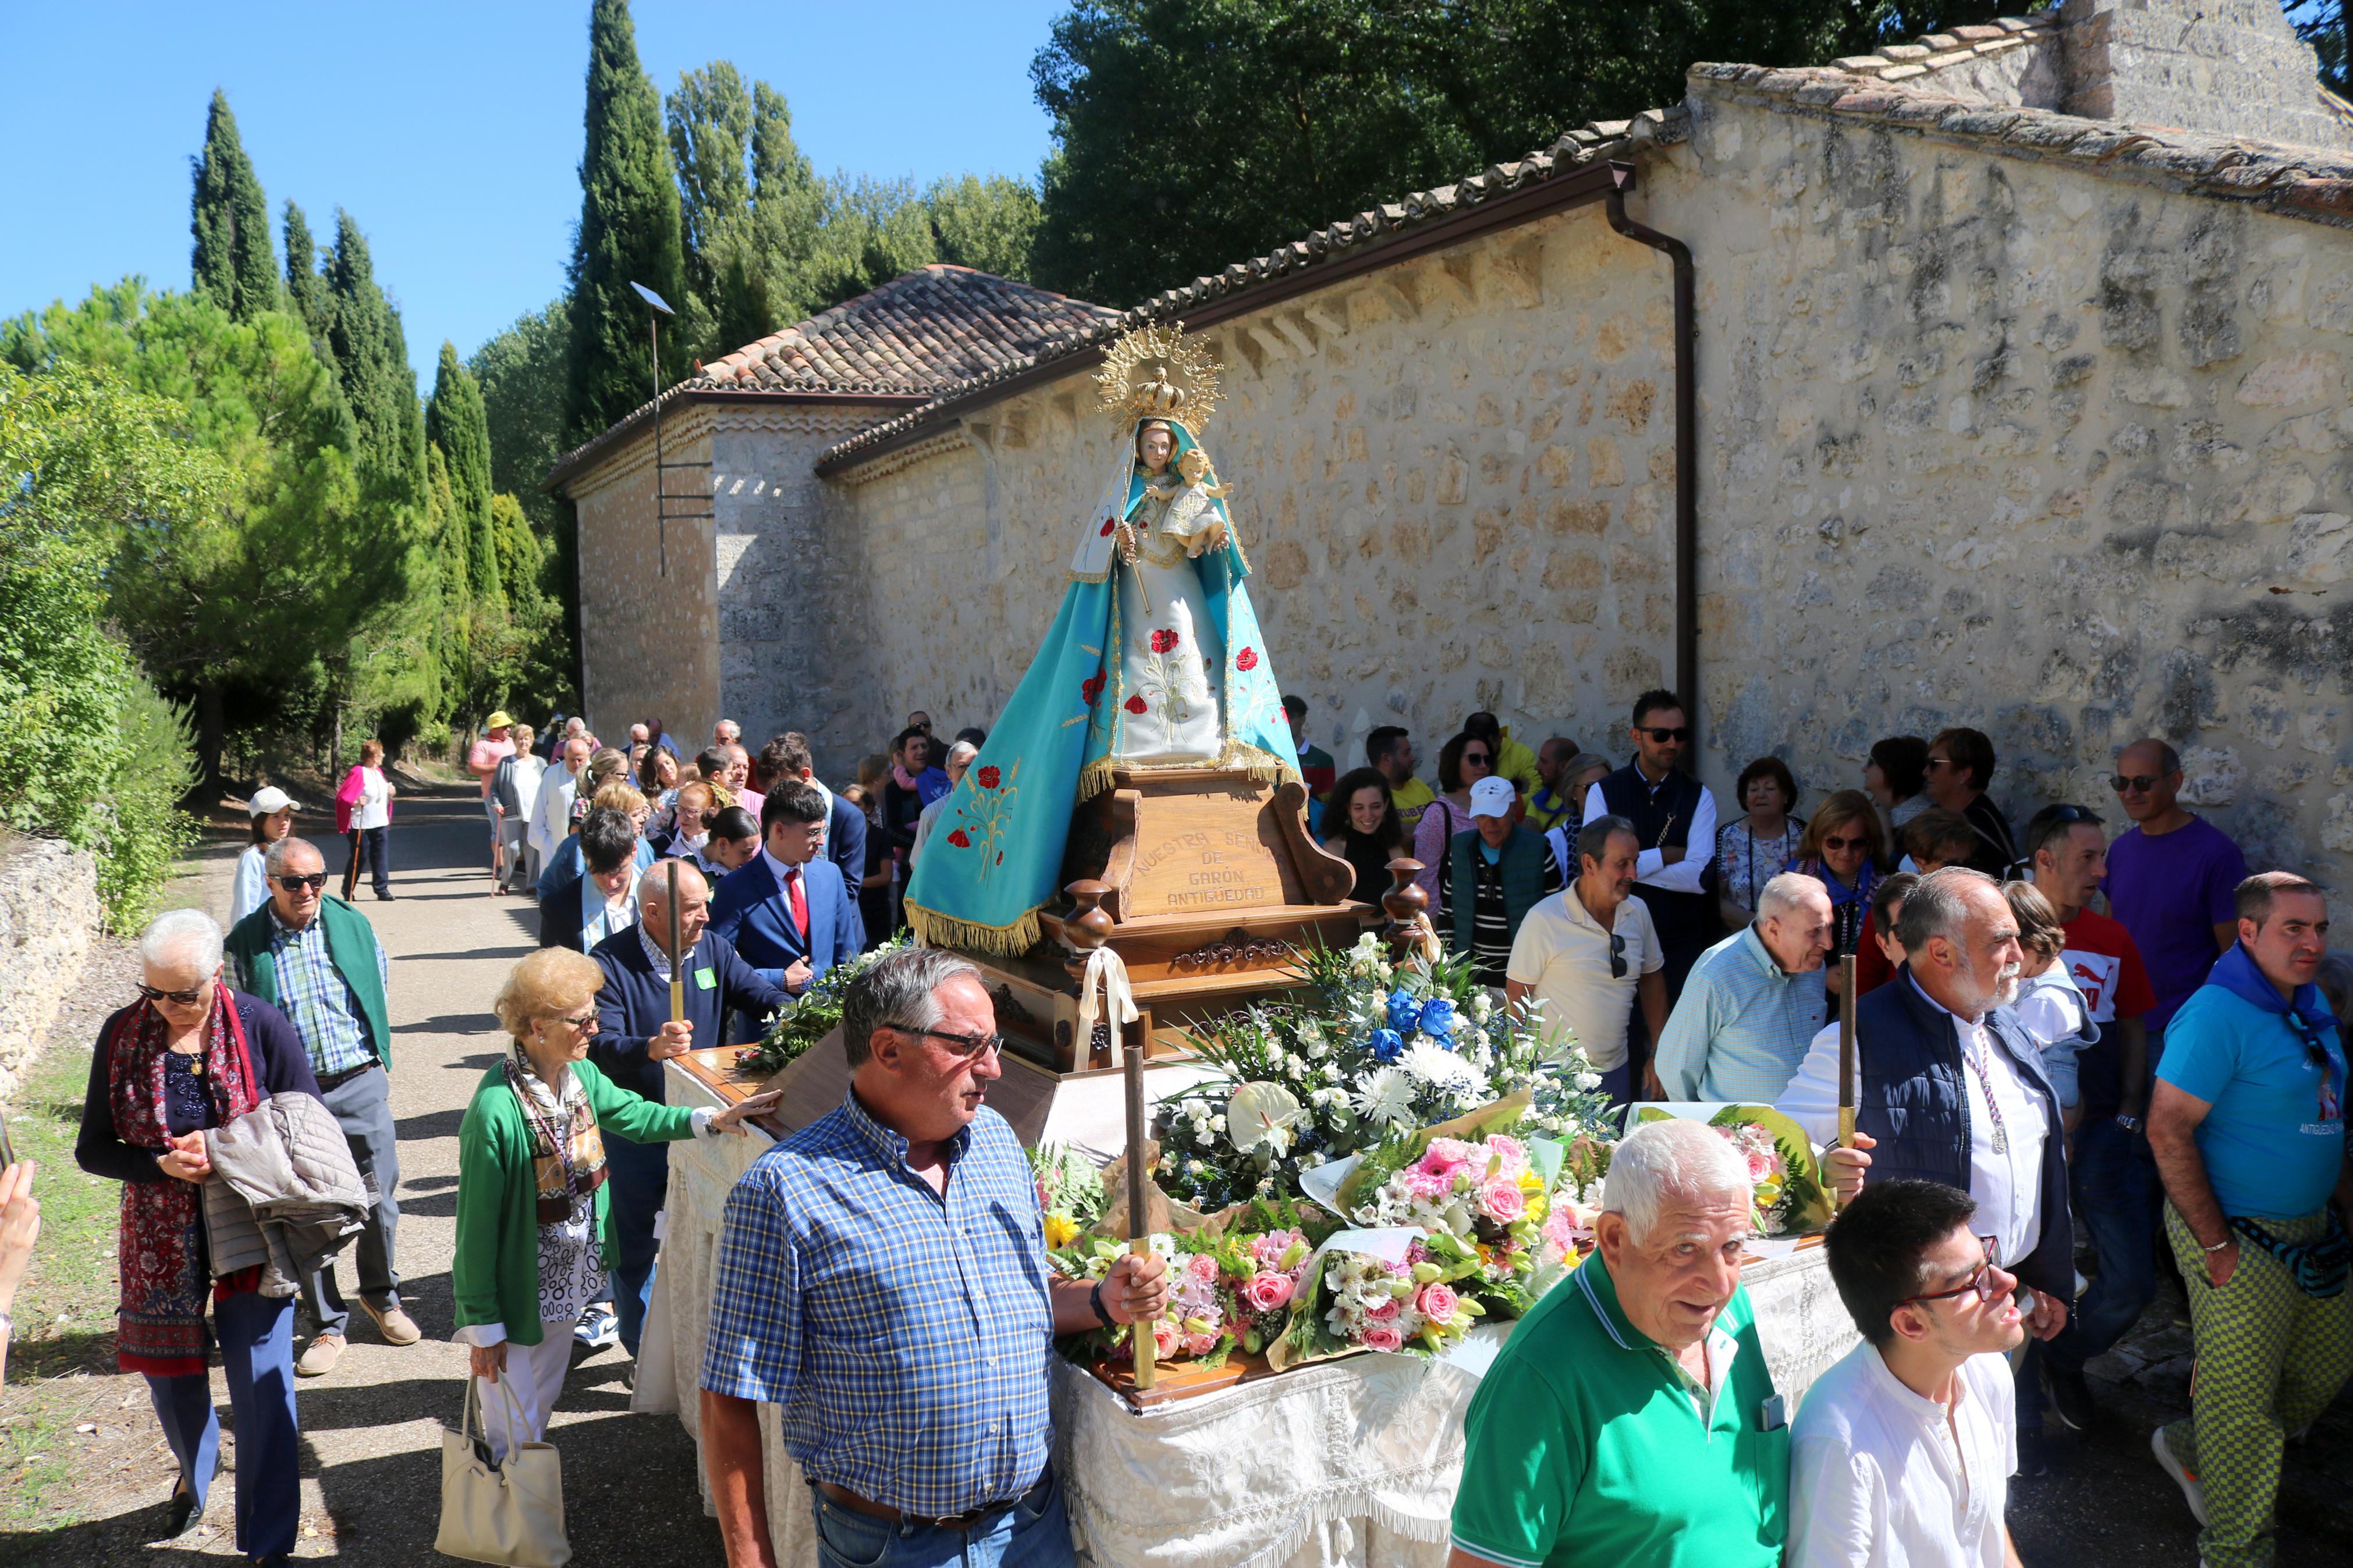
top-left (1596, 762), bottom-right (1710, 950)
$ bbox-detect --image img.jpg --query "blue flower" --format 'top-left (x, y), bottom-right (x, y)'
top-left (1365, 1028), bottom-right (1404, 1062)
top-left (1384, 989), bottom-right (1424, 1037)
top-left (1416, 998), bottom-right (1458, 1042)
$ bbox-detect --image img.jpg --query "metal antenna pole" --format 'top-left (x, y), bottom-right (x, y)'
top-left (650, 308), bottom-right (666, 577)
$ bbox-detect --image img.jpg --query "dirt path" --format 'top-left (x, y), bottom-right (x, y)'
top-left (12, 791), bottom-right (725, 1564)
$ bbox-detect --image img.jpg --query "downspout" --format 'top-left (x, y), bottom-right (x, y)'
top-left (1603, 161), bottom-right (1698, 761)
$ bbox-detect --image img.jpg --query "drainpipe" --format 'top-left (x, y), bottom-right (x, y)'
top-left (1603, 161), bottom-right (1698, 762)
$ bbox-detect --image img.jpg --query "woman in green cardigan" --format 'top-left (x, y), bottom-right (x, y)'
top-left (455, 947), bottom-right (778, 1458)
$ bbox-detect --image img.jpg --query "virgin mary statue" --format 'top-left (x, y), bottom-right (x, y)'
top-left (905, 323), bottom-right (1297, 955)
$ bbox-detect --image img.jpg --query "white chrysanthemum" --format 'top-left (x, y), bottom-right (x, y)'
top-left (1398, 1038), bottom-right (1487, 1098)
top-left (1353, 1067), bottom-right (1418, 1126)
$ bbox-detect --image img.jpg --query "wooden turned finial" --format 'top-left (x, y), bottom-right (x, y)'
top-left (1062, 879), bottom-right (1113, 977)
top-left (1381, 858), bottom-right (1428, 953)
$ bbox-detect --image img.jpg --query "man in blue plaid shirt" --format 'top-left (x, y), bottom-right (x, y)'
top-left (700, 947), bottom-right (1169, 1568)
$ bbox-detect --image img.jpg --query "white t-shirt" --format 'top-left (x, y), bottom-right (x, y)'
top-left (354, 766), bottom-right (392, 830)
top-left (1789, 1342), bottom-right (2017, 1568)
top-left (1504, 885), bottom-right (1663, 1070)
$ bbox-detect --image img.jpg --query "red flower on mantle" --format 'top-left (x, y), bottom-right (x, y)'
top-left (1124, 694), bottom-right (1149, 715)
top-left (1099, 517), bottom-right (1116, 536)
top-left (977, 765), bottom-right (1001, 790)
top-left (1234, 647), bottom-right (1259, 671)
top-left (1081, 671), bottom-right (1106, 707)
top-left (1149, 628), bottom-right (1180, 653)
top-left (947, 829), bottom-right (972, 848)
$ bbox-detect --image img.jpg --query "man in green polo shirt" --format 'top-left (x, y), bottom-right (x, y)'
top-left (1449, 1117), bottom-right (1788, 1568)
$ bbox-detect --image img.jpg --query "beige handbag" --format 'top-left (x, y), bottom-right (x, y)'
top-left (436, 1377), bottom-right (570, 1566)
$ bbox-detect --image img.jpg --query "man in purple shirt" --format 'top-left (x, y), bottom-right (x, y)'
top-left (2103, 738), bottom-right (2249, 1041)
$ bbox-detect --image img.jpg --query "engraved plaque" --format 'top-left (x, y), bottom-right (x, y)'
top-left (1122, 780), bottom-right (1297, 916)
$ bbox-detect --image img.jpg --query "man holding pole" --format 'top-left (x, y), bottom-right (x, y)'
top-left (701, 948), bottom-right (1169, 1568)
top-left (590, 863), bottom-right (786, 1360)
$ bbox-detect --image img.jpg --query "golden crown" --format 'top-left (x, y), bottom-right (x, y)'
top-left (1095, 321), bottom-right (1222, 436)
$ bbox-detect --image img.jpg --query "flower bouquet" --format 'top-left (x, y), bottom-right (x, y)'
top-left (1048, 1202), bottom-right (1326, 1368)
top-left (1029, 1143), bottom-right (1107, 1250)
top-left (1634, 1105), bottom-right (1833, 1236)
top-left (736, 936), bottom-right (911, 1075)
top-left (1266, 1227), bottom-right (1486, 1370)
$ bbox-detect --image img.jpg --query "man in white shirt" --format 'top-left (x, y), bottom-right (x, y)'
top-left (1791, 1178), bottom-right (2028, 1568)
top-left (1505, 815), bottom-right (1666, 1105)
top-left (528, 737), bottom-right (592, 894)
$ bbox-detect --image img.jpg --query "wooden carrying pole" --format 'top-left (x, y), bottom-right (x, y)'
top-left (1837, 954), bottom-right (1858, 1154)
top-left (1122, 1029), bottom-right (1156, 1391)
top-left (666, 860), bottom-right (685, 1025)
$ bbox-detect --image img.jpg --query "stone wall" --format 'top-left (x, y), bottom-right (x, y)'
top-left (825, 77), bottom-right (2353, 881)
top-left (0, 838), bottom-right (99, 1103)
top-left (2059, 0), bottom-right (2352, 154)
top-left (573, 415), bottom-right (721, 748)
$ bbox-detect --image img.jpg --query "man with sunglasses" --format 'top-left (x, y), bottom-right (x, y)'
top-left (1581, 689), bottom-right (1717, 1030)
top-left (2147, 872), bottom-right (2351, 1568)
top-left (700, 948), bottom-right (1169, 1568)
top-left (223, 837), bottom-right (413, 1378)
top-left (2103, 738), bottom-right (2248, 1045)
top-left (1507, 816), bottom-right (1666, 1105)
top-left (1792, 1180), bottom-right (2028, 1568)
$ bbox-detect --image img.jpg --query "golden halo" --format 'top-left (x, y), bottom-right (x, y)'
top-left (1095, 321), bottom-right (1222, 436)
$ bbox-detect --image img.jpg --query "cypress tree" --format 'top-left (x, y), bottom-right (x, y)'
top-left (189, 90), bottom-right (279, 321)
top-left (427, 342), bottom-right (503, 607)
top-left (326, 209), bottom-right (424, 495)
top-left (565, 0), bottom-right (686, 443)
top-left (282, 201), bottom-right (336, 356)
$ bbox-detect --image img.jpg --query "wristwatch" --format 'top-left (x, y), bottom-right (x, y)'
top-left (1088, 1280), bottom-right (1115, 1329)
top-left (2114, 1113), bottom-right (2142, 1133)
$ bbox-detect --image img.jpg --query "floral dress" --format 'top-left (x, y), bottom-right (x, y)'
top-left (509, 1057), bottom-right (604, 1329)
top-left (1113, 482), bottom-right (1227, 763)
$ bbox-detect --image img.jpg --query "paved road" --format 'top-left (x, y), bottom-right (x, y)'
top-left (31, 790), bottom-right (726, 1564)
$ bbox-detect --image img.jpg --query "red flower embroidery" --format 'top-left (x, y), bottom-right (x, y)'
top-left (1150, 628), bottom-right (1180, 654)
top-left (1124, 694), bottom-right (1149, 715)
top-left (1081, 671), bottom-right (1106, 706)
top-left (947, 829), bottom-right (972, 848)
top-left (977, 765), bottom-right (1001, 790)
top-left (1099, 517), bottom-right (1115, 536)
top-left (1234, 647), bottom-right (1259, 671)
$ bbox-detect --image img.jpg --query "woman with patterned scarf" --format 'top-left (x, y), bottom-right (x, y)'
top-left (75, 909), bottom-right (321, 1563)
top-left (452, 948), bottom-right (780, 1459)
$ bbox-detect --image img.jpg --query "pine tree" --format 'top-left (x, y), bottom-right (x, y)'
top-left (326, 209), bottom-right (424, 495)
top-left (281, 201), bottom-right (336, 357)
top-left (565, 0), bottom-right (686, 443)
top-left (189, 90), bottom-right (279, 321)
top-left (427, 342), bottom-right (502, 607)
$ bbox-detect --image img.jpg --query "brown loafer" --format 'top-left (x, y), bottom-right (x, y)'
top-left (296, 1334), bottom-right (345, 1377)
top-left (360, 1298), bottom-right (422, 1346)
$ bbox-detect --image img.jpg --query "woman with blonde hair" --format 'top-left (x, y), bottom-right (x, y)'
top-left (2002, 880), bottom-right (2096, 1129)
top-left (1786, 789), bottom-right (1889, 1001)
top-left (453, 948), bottom-right (777, 1460)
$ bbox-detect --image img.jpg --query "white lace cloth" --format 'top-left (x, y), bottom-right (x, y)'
top-left (641, 1062), bottom-right (1858, 1568)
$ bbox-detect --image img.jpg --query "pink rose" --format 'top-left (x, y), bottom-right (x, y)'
top-left (1417, 1282), bottom-right (1460, 1322)
top-left (1745, 1150), bottom-right (1771, 1183)
top-left (1243, 1271), bottom-right (1295, 1313)
top-left (1542, 1210), bottom-right (1578, 1259)
top-left (1479, 1178), bottom-right (1527, 1224)
top-left (1151, 1321), bottom-right (1181, 1360)
top-left (1360, 1324), bottom-right (1406, 1353)
top-left (1484, 1135), bottom-right (1528, 1175)
top-left (1364, 1295), bottom-right (1401, 1322)
top-left (1251, 1231), bottom-right (1298, 1267)
top-left (1182, 1331), bottom-right (1219, 1357)
top-left (1187, 1253), bottom-right (1219, 1283)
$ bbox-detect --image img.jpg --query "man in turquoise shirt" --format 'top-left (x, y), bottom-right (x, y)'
top-left (1653, 873), bottom-right (1833, 1103)
top-left (2149, 872), bottom-right (2350, 1568)
top-left (1449, 1118), bottom-right (1788, 1568)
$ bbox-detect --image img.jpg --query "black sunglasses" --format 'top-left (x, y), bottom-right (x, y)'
top-left (1897, 1236), bottom-right (2006, 1307)
top-left (139, 982), bottom-right (211, 1005)
top-left (2287, 1008), bottom-right (2340, 1092)
top-left (2043, 804), bottom-right (2102, 827)
top-left (1608, 931), bottom-right (1627, 980)
top-left (275, 872), bottom-right (329, 893)
top-left (1639, 727), bottom-right (1691, 744)
top-left (893, 1024), bottom-right (1005, 1061)
top-left (2109, 774), bottom-right (2164, 795)
top-left (1820, 834), bottom-right (1872, 852)
top-left (1461, 751), bottom-right (1492, 766)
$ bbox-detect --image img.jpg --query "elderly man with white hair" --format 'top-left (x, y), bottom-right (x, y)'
top-left (1652, 871), bottom-right (1834, 1103)
top-left (909, 739), bottom-right (978, 867)
top-left (76, 908), bottom-right (321, 1557)
top-left (1450, 1117), bottom-right (1788, 1568)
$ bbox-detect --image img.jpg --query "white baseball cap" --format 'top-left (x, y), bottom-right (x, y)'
top-left (249, 786), bottom-right (300, 816)
top-left (1467, 776), bottom-right (1517, 819)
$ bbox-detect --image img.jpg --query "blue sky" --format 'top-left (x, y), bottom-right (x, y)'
top-left (0, 1), bottom-right (1063, 386)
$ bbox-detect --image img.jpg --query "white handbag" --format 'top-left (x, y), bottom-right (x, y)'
top-left (436, 1376), bottom-right (570, 1567)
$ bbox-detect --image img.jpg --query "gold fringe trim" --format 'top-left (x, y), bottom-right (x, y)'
top-left (1224, 739), bottom-right (1300, 788)
top-left (906, 901), bottom-right (1042, 958)
top-left (1076, 752), bottom-right (1120, 804)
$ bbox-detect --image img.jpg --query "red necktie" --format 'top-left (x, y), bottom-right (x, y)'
top-left (785, 866), bottom-right (808, 940)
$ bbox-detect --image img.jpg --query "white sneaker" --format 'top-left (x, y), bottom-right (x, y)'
top-left (2151, 1426), bottom-right (2210, 1528)
top-left (574, 1303), bottom-right (618, 1351)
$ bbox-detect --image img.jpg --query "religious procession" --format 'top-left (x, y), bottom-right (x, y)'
top-left (8, 3), bottom-right (2353, 1567)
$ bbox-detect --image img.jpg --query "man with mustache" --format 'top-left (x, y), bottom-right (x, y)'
top-left (1816, 867), bottom-right (2073, 1472)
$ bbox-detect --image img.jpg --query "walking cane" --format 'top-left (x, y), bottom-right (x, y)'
top-left (1122, 1028), bottom-right (1156, 1392)
top-left (666, 859), bottom-right (685, 1030)
top-left (1836, 953), bottom-right (1857, 1206)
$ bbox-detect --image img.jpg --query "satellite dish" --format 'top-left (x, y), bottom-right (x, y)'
top-left (1226, 1082), bottom-right (1304, 1153)
top-left (629, 282), bottom-right (675, 317)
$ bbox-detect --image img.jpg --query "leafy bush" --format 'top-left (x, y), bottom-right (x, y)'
top-left (99, 670), bottom-right (199, 930)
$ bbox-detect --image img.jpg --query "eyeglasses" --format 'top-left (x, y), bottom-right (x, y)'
top-left (1923, 757), bottom-right (1955, 771)
top-left (275, 873), bottom-right (328, 893)
top-left (1461, 751), bottom-right (1492, 767)
top-left (892, 1024), bottom-right (1005, 1061)
top-left (139, 982), bottom-right (211, 1005)
top-left (2043, 804), bottom-right (2102, 827)
top-left (547, 1011), bottom-right (599, 1032)
top-left (1639, 727), bottom-right (1691, 744)
top-left (2109, 774), bottom-right (2164, 795)
top-left (1897, 1236), bottom-right (2007, 1307)
top-left (1821, 834), bottom-right (1871, 852)
top-left (1607, 931), bottom-right (1627, 980)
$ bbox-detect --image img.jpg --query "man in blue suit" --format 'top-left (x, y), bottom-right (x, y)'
top-left (590, 861), bottom-right (786, 1358)
top-left (709, 780), bottom-right (863, 1041)
top-left (760, 731), bottom-right (868, 892)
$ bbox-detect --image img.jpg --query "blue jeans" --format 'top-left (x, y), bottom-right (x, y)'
top-left (146, 1290), bottom-right (300, 1561)
top-left (2046, 1114), bottom-right (2163, 1375)
top-left (810, 1470), bottom-right (1073, 1568)
top-left (1596, 1058), bottom-right (1638, 1112)
top-left (605, 1134), bottom-right (669, 1357)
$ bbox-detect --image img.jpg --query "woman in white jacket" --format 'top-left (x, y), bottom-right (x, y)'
top-left (230, 787), bottom-right (299, 927)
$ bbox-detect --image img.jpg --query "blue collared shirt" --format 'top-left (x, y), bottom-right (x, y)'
top-left (700, 1092), bottom-right (1056, 1515)
top-left (243, 906), bottom-right (385, 1079)
top-left (1655, 925), bottom-right (1828, 1103)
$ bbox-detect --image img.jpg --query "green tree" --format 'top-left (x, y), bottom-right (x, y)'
top-left (327, 209), bottom-right (425, 495)
top-left (190, 90), bottom-right (280, 321)
top-left (281, 200), bottom-right (337, 359)
top-left (567, 0), bottom-right (686, 442)
top-left (472, 298), bottom-right (572, 528)
top-left (925, 173), bottom-right (1044, 279)
top-left (1027, 1), bottom-right (1994, 305)
top-left (427, 341), bottom-right (502, 607)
